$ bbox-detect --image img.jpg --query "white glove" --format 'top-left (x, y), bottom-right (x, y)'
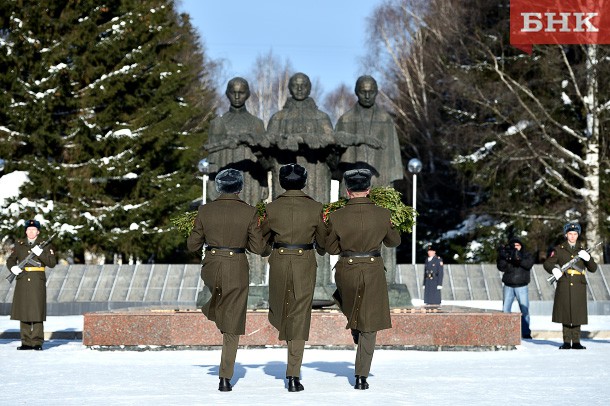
top-left (578, 250), bottom-right (590, 262)
top-left (31, 245), bottom-right (43, 256)
top-left (437, 286), bottom-right (443, 290)
top-left (422, 285), bottom-right (425, 289)
top-left (552, 267), bottom-right (563, 281)
top-left (10, 266), bottom-right (22, 275)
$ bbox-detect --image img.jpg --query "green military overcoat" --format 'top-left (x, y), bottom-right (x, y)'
top-left (261, 190), bottom-right (327, 341)
top-left (187, 194), bottom-right (266, 335)
top-left (325, 197), bottom-right (401, 333)
top-left (543, 242), bottom-right (597, 325)
top-left (7, 238), bottom-right (57, 322)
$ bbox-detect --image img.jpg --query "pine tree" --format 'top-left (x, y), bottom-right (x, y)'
top-left (0, 0), bottom-right (217, 263)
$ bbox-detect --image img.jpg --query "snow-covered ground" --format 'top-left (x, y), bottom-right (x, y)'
top-left (1, 315), bottom-right (609, 405)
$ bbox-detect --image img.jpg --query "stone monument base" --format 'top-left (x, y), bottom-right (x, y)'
top-left (83, 305), bottom-right (520, 350)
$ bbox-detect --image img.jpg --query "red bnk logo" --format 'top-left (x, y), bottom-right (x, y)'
top-left (510, 0), bottom-right (610, 54)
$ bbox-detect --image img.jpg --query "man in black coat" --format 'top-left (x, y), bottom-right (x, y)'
top-left (497, 237), bottom-right (535, 339)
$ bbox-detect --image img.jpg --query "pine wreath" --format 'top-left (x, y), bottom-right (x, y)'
top-left (171, 201), bottom-right (268, 237)
top-left (323, 187), bottom-right (416, 233)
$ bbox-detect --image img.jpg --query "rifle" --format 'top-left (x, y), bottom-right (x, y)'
top-left (547, 240), bottom-right (603, 284)
top-left (6, 233), bottom-right (56, 284)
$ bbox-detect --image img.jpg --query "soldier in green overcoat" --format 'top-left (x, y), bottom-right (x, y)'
top-left (7, 219), bottom-right (57, 350)
top-left (187, 169), bottom-right (266, 392)
top-left (543, 222), bottom-right (597, 349)
top-left (325, 169), bottom-right (401, 390)
top-left (261, 164), bottom-right (327, 392)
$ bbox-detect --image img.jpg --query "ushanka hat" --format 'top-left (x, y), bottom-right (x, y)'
top-left (344, 169), bottom-right (372, 192)
top-left (215, 169), bottom-right (244, 194)
top-left (563, 222), bottom-right (581, 235)
top-left (24, 219), bottom-right (41, 230)
top-left (279, 163), bottom-right (307, 190)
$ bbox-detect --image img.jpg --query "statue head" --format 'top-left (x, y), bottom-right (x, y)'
top-left (225, 77), bottom-right (251, 108)
top-left (355, 75), bottom-right (378, 108)
top-left (288, 72), bottom-right (311, 101)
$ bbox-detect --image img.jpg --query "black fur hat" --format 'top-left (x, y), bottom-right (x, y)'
top-left (279, 163), bottom-right (307, 190)
top-left (24, 219), bottom-right (41, 231)
top-left (344, 169), bottom-right (372, 192)
top-left (215, 169), bottom-right (244, 194)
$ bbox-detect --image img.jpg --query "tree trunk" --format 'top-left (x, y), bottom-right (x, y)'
top-left (583, 45), bottom-right (602, 262)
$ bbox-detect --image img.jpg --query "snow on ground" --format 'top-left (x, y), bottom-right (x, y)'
top-left (1, 315), bottom-right (609, 406)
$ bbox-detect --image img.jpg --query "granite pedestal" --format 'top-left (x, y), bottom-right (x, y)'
top-left (83, 305), bottom-right (520, 350)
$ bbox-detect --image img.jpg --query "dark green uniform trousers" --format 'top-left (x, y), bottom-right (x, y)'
top-left (355, 331), bottom-right (377, 377)
top-left (20, 321), bottom-right (44, 346)
top-left (286, 339), bottom-right (306, 377)
top-left (220, 333), bottom-right (239, 379)
top-left (562, 324), bottom-right (582, 344)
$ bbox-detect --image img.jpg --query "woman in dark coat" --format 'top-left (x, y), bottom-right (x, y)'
top-left (261, 163), bottom-right (326, 392)
top-left (187, 169), bottom-right (266, 391)
top-left (543, 222), bottom-right (597, 349)
top-left (423, 244), bottom-right (444, 305)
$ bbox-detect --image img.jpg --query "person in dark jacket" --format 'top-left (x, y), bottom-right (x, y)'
top-left (7, 219), bottom-right (57, 350)
top-left (497, 237), bottom-right (535, 339)
top-left (187, 169), bottom-right (266, 391)
top-left (261, 163), bottom-right (327, 392)
top-left (543, 222), bottom-right (597, 349)
top-left (423, 244), bottom-right (443, 305)
top-left (325, 169), bottom-right (401, 390)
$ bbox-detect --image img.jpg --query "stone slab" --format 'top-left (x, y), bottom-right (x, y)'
top-left (83, 305), bottom-right (521, 348)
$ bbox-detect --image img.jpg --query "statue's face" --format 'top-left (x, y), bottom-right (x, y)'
top-left (356, 80), bottom-right (378, 108)
top-left (289, 75), bottom-right (311, 101)
top-left (226, 81), bottom-right (249, 108)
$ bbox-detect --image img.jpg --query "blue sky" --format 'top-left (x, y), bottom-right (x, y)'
top-left (178, 0), bottom-right (383, 95)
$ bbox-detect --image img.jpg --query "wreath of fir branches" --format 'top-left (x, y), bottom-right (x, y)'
top-left (171, 187), bottom-right (414, 237)
top-left (323, 187), bottom-right (416, 233)
top-left (171, 201), bottom-right (269, 238)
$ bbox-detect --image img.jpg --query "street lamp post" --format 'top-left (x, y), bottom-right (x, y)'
top-left (198, 159), bottom-right (210, 205)
top-left (408, 158), bottom-right (422, 266)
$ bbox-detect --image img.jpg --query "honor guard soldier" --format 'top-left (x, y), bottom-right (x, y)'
top-left (261, 163), bottom-right (327, 392)
top-left (187, 169), bottom-right (266, 391)
top-left (325, 169), bottom-right (401, 390)
top-left (543, 223), bottom-right (597, 349)
top-left (7, 219), bottom-right (57, 350)
top-left (423, 244), bottom-right (444, 305)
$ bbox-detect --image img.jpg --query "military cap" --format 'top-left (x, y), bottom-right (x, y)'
top-left (279, 163), bottom-right (307, 190)
top-left (563, 222), bottom-right (581, 235)
top-left (215, 168), bottom-right (244, 194)
top-left (343, 169), bottom-right (372, 192)
top-left (24, 219), bottom-right (41, 231)
top-left (426, 244), bottom-right (436, 252)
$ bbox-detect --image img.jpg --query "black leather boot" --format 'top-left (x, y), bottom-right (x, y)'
top-left (17, 344), bottom-right (33, 350)
top-left (354, 376), bottom-right (369, 390)
top-left (558, 342), bottom-right (571, 349)
top-left (218, 377), bottom-right (232, 392)
top-left (571, 342), bottom-right (586, 350)
top-left (287, 376), bottom-right (304, 392)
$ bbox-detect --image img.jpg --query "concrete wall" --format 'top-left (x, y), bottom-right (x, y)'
top-left (2, 264), bottom-right (609, 316)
